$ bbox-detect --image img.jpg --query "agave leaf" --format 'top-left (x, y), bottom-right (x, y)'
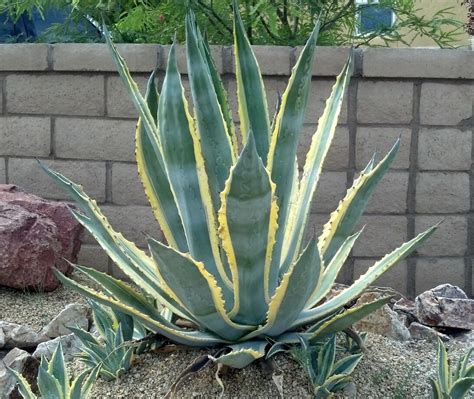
top-left (323, 374), bottom-right (352, 393)
top-left (244, 240), bottom-right (322, 339)
top-left (332, 353), bottom-right (364, 376)
top-left (319, 140), bottom-right (400, 265)
top-left (71, 265), bottom-right (192, 322)
top-left (316, 335), bottom-right (337, 385)
top-left (136, 71), bottom-right (188, 251)
top-left (185, 11), bottom-right (235, 208)
top-left (37, 365), bottom-right (63, 399)
top-left (293, 225), bottom-right (437, 328)
top-left (70, 365), bottom-right (100, 399)
top-left (455, 348), bottom-right (474, 379)
top-left (202, 31), bottom-right (238, 158)
top-left (215, 341), bottom-right (268, 369)
top-left (159, 41), bottom-right (232, 293)
top-left (232, 0), bottom-right (270, 161)
top-left (308, 295), bottom-right (392, 339)
top-left (148, 237), bottom-right (254, 341)
top-left (54, 271), bottom-right (228, 347)
top-left (429, 377), bottom-right (443, 399)
top-left (8, 368), bottom-right (37, 399)
top-left (437, 338), bottom-right (451, 393)
top-left (449, 377), bottom-right (474, 398)
top-left (280, 55), bottom-right (353, 276)
top-left (219, 134), bottom-right (278, 324)
top-left (267, 21), bottom-right (319, 291)
top-left (103, 25), bottom-right (161, 158)
top-left (48, 342), bottom-right (69, 397)
top-left (306, 229), bottom-right (363, 308)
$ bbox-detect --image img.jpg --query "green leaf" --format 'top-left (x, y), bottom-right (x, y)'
top-left (280, 54), bottom-right (353, 276)
top-left (293, 224), bottom-right (438, 328)
top-left (48, 342), bottom-right (69, 397)
top-left (136, 71), bottom-right (188, 252)
top-left (185, 11), bottom-right (235, 208)
top-left (266, 21), bottom-right (319, 293)
top-left (148, 237), bottom-right (253, 341)
top-left (429, 377), bottom-right (443, 399)
top-left (333, 353), bottom-right (364, 376)
top-left (7, 368), bottom-right (37, 399)
top-left (449, 377), bottom-right (474, 398)
top-left (319, 140), bottom-right (400, 265)
top-left (215, 341), bottom-right (268, 369)
top-left (54, 270), bottom-right (228, 347)
top-left (218, 133), bottom-right (277, 324)
top-left (37, 365), bottom-right (63, 399)
top-left (309, 296), bottom-right (392, 340)
top-left (316, 335), bottom-right (337, 385)
top-left (233, 0), bottom-right (270, 161)
top-left (159, 41), bottom-right (232, 294)
top-left (70, 366), bottom-right (100, 399)
top-left (437, 338), bottom-right (450, 393)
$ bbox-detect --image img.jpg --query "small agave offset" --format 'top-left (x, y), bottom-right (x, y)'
top-left (44, 1), bottom-right (437, 369)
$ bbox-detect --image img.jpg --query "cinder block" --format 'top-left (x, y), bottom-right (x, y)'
top-left (363, 48), bottom-right (474, 79)
top-left (307, 79), bottom-right (348, 124)
top-left (77, 245), bottom-right (109, 273)
top-left (418, 128), bottom-right (472, 171)
top-left (111, 163), bottom-right (148, 205)
top-left (311, 172), bottom-right (347, 213)
top-left (420, 83), bottom-right (473, 126)
top-left (0, 158), bottom-right (5, 183)
top-left (8, 158), bottom-right (106, 201)
top-left (55, 118), bottom-right (136, 162)
top-left (161, 44), bottom-right (223, 74)
top-left (365, 171), bottom-right (408, 214)
top-left (298, 125), bottom-right (349, 171)
top-left (106, 75), bottom-right (149, 118)
top-left (101, 205), bottom-right (163, 247)
top-left (0, 117), bottom-right (50, 157)
top-left (357, 81), bottom-right (413, 124)
top-left (416, 258), bottom-right (466, 295)
top-left (6, 74), bottom-right (105, 116)
top-left (353, 215), bottom-right (407, 257)
top-left (415, 215), bottom-right (467, 257)
top-left (416, 172), bottom-right (470, 213)
top-left (353, 259), bottom-right (407, 295)
top-left (252, 46), bottom-right (290, 76)
top-left (355, 127), bottom-right (411, 170)
top-left (295, 46), bottom-right (351, 77)
top-left (0, 44), bottom-right (48, 71)
top-left (53, 43), bottom-right (159, 72)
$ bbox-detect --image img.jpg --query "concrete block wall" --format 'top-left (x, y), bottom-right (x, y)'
top-left (0, 44), bottom-right (472, 297)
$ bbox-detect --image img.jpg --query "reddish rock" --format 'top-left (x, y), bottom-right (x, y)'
top-left (0, 185), bottom-right (83, 291)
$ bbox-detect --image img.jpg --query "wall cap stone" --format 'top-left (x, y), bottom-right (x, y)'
top-left (0, 44), bottom-right (49, 71)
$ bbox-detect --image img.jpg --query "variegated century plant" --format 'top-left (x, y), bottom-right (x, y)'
top-left (45, 1), bottom-right (437, 369)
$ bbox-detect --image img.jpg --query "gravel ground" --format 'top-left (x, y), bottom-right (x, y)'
top-left (68, 332), bottom-right (472, 398)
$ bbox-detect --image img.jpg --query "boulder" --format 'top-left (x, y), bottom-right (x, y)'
top-left (408, 322), bottom-right (450, 342)
top-left (33, 333), bottom-right (82, 362)
top-left (0, 321), bottom-right (48, 350)
top-left (41, 303), bottom-right (90, 338)
top-left (0, 184), bottom-right (83, 291)
top-left (415, 284), bottom-right (474, 330)
top-left (0, 348), bottom-right (39, 398)
top-left (353, 292), bottom-right (411, 341)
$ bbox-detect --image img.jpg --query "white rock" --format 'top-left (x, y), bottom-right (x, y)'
top-left (33, 333), bottom-right (82, 361)
top-left (0, 321), bottom-right (48, 349)
top-left (41, 303), bottom-right (90, 338)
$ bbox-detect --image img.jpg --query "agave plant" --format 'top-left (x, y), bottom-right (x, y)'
top-left (9, 343), bottom-right (99, 399)
top-left (429, 339), bottom-right (474, 399)
top-left (295, 335), bottom-right (363, 398)
top-left (69, 300), bottom-right (164, 380)
top-left (44, 1), bottom-right (437, 369)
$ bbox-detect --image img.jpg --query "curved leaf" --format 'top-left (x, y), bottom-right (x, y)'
top-left (136, 71), bottom-right (187, 251)
top-left (219, 134), bottom-right (278, 324)
top-left (449, 377), bottom-right (474, 398)
top-left (215, 341), bottom-right (268, 369)
top-left (233, 0), bottom-right (270, 161)
top-left (148, 238), bottom-right (253, 341)
top-left (8, 369), bottom-right (37, 399)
